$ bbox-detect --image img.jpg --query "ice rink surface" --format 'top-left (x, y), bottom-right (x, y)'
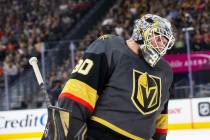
top-left (21, 129), bottom-right (210, 140)
top-left (167, 129), bottom-right (210, 140)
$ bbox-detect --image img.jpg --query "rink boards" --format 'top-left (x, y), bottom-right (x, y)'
top-left (168, 97), bottom-right (210, 129)
top-left (0, 97), bottom-right (210, 139)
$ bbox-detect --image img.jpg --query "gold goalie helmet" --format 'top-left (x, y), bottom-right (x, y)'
top-left (131, 14), bottom-right (175, 67)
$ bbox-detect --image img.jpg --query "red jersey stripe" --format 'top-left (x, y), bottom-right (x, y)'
top-left (59, 92), bottom-right (94, 112)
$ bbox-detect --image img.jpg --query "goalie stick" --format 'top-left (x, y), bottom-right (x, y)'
top-left (29, 57), bottom-right (87, 140)
top-left (29, 57), bottom-right (51, 106)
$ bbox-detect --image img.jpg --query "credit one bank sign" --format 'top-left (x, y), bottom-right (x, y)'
top-left (0, 109), bottom-right (47, 133)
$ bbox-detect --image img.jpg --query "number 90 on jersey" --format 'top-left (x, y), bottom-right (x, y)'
top-left (72, 59), bottom-right (94, 75)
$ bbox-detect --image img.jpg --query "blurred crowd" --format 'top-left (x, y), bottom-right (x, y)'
top-left (1, 0), bottom-right (210, 108)
top-left (46, 0), bottom-right (210, 106)
top-left (0, 0), bottom-right (95, 88)
top-left (77, 0), bottom-right (210, 54)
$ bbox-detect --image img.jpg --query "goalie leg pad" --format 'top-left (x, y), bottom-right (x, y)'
top-left (42, 106), bottom-right (87, 140)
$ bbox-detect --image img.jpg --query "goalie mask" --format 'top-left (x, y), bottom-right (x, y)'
top-left (131, 14), bottom-right (175, 67)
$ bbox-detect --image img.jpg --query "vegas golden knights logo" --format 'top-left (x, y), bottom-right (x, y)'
top-left (131, 69), bottom-right (161, 115)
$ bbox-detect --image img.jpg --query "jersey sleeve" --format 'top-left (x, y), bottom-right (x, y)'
top-left (152, 101), bottom-right (168, 140)
top-left (58, 38), bottom-right (112, 120)
top-left (153, 77), bottom-right (173, 140)
top-left (153, 66), bottom-right (173, 140)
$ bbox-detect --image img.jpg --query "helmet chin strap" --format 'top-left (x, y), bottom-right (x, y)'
top-left (142, 50), bottom-right (160, 67)
top-left (138, 43), bottom-right (160, 67)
